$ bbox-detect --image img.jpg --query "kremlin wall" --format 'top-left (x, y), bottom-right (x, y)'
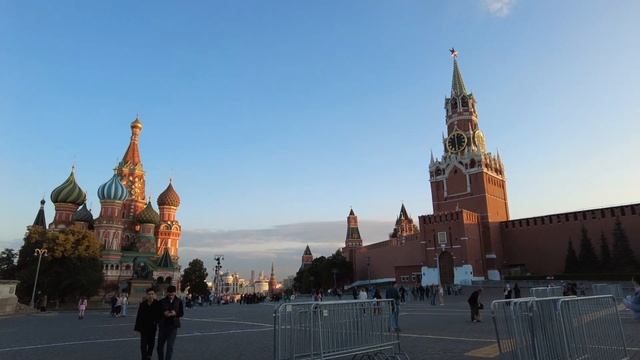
top-left (341, 55), bottom-right (640, 287)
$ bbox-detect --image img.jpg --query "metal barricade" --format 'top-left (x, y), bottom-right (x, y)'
top-left (558, 295), bottom-right (628, 360)
top-left (273, 299), bottom-right (407, 360)
top-left (491, 295), bottom-right (628, 360)
top-left (530, 286), bottom-right (563, 298)
top-left (492, 298), bottom-right (536, 360)
top-left (592, 283), bottom-right (624, 300)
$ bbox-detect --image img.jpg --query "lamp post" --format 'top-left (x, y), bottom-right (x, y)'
top-left (331, 268), bottom-right (338, 291)
top-left (213, 255), bottom-right (224, 299)
top-left (366, 257), bottom-right (371, 289)
top-left (30, 248), bottom-right (48, 308)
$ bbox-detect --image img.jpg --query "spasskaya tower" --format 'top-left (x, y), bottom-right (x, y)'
top-left (428, 49), bottom-right (509, 273)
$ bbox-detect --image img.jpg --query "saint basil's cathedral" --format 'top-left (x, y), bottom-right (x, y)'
top-left (31, 118), bottom-right (181, 293)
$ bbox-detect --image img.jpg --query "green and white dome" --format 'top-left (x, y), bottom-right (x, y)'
top-left (50, 169), bottom-right (86, 205)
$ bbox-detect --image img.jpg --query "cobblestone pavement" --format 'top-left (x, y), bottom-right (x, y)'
top-left (0, 288), bottom-right (638, 359)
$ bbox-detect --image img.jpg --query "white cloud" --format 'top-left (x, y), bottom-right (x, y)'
top-left (484, 0), bottom-right (516, 17)
top-left (178, 220), bottom-right (394, 281)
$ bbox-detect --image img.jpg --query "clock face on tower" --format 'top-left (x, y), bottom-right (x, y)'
top-left (474, 130), bottom-right (486, 151)
top-left (447, 132), bottom-right (467, 153)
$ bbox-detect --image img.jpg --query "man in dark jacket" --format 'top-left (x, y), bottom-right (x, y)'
top-left (134, 288), bottom-right (160, 360)
top-left (157, 285), bottom-right (184, 360)
top-left (468, 288), bottom-right (483, 323)
top-left (385, 283), bottom-right (401, 332)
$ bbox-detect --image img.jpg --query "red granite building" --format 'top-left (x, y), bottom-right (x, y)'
top-left (343, 53), bottom-right (639, 286)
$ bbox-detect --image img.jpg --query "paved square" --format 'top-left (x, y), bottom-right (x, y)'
top-left (1, 288), bottom-right (638, 359)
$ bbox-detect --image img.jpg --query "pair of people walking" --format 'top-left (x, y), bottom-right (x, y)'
top-left (134, 286), bottom-right (184, 360)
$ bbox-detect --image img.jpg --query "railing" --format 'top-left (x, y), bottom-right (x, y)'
top-left (592, 283), bottom-right (624, 300)
top-left (273, 299), bottom-right (408, 360)
top-left (492, 295), bottom-right (628, 360)
top-left (529, 286), bottom-right (563, 298)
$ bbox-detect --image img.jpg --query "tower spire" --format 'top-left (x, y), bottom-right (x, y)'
top-left (451, 57), bottom-right (468, 97)
top-left (449, 48), bottom-right (468, 97)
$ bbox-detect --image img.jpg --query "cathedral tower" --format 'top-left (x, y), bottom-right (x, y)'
top-left (95, 172), bottom-right (129, 280)
top-left (390, 203), bottom-right (419, 241)
top-left (117, 117), bottom-right (147, 223)
top-left (50, 168), bottom-right (86, 229)
top-left (157, 180), bottom-right (181, 261)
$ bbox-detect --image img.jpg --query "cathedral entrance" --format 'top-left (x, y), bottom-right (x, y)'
top-left (439, 251), bottom-right (455, 285)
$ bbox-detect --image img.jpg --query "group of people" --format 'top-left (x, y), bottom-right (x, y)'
top-left (502, 283), bottom-right (522, 299)
top-left (109, 293), bottom-right (129, 317)
top-left (134, 285), bottom-right (184, 360)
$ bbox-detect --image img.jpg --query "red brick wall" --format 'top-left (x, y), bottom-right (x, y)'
top-left (501, 204), bottom-right (640, 274)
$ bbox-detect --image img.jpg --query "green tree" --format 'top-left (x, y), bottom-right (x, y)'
top-left (0, 248), bottom-right (17, 280)
top-left (15, 227), bottom-right (103, 304)
top-left (564, 240), bottom-right (579, 274)
top-left (294, 250), bottom-right (353, 293)
top-left (577, 227), bottom-right (598, 273)
top-left (180, 258), bottom-right (209, 296)
top-left (611, 218), bottom-right (637, 273)
top-left (599, 232), bottom-right (612, 272)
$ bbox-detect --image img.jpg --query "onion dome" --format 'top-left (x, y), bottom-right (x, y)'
top-left (137, 200), bottom-right (160, 224)
top-left (73, 203), bottom-right (94, 223)
top-left (51, 169), bottom-right (87, 205)
top-left (157, 180), bottom-right (180, 207)
top-left (97, 173), bottom-right (128, 202)
top-left (131, 116), bottom-right (143, 130)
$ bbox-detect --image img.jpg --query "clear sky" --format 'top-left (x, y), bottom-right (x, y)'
top-left (1, 0), bottom-right (639, 279)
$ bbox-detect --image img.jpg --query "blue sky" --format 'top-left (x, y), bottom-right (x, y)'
top-left (1, 0), bottom-right (639, 279)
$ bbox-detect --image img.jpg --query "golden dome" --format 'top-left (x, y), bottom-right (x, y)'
top-left (131, 115), bottom-right (143, 130)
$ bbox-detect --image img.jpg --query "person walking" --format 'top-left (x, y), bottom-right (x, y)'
top-left (157, 285), bottom-right (184, 360)
top-left (78, 296), bottom-right (87, 319)
top-left (121, 293), bottom-right (129, 317)
top-left (513, 283), bottom-right (521, 298)
top-left (358, 288), bottom-right (368, 300)
top-left (385, 283), bottom-right (401, 332)
top-left (623, 274), bottom-right (640, 320)
top-left (438, 285), bottom-right (445, 305)
top-left (115, 293), bottom-right (123, 317)
top-left (468, 288), bottom-right (483, 323)
top-left (430, 284), bottom-right (437, 306)
top-left (503, 283), bottom-right (512, 299)
top-left (135, 288), bottom-right (160, 360)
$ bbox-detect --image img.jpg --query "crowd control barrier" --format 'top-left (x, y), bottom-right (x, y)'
top-left (273, 299), bottom-right (408, 360)
top-left (492, 295), bottom-right (628, 360)
top-left (529, 286), bottom-right (564, 298)
top-left (592, 283), bottom-right (624, 300)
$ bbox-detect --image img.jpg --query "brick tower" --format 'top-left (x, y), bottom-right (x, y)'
top-left (301, 245), bottom-right (313, 270)
top-left (342, 208), bottom-right (363, 277)
top-left (428, 50), bottom-right (509, 273)
top-left (268, 262), bottom-right (277, 294)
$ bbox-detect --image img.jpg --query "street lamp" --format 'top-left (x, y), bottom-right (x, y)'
top-left (213, 255), bottom-right (224, 298)
top-left (366, 257), bottom-right (371, 289)
top-left (331, 268), bottom-right (338, 292)
top-left (30, 248), bottom-right (48, 308)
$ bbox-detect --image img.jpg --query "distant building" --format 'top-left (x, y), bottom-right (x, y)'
top-left (300, 245), bottom-right (313, 270)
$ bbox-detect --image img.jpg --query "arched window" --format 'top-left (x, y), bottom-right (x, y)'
top-left (461, 96), bottom-right (468, 108)
top-left (450, 98), bottom-right (458, 112)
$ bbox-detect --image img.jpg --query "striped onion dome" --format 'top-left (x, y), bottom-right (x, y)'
top-left (97, 173), bottom-right (128, 202)
top-left (157, 180), bottom-right (180, 207)
top-left (73, 203), bottom-right (94, 223)
top-left (50, 170), bottom-right (87, 205)
top-left (137, 200), bottom-right (160, 224)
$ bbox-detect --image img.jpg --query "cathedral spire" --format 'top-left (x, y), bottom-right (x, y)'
top-left (32, 198), bottom-right (47, 228)
top-left (121, 115), bottom-right (143, 167)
